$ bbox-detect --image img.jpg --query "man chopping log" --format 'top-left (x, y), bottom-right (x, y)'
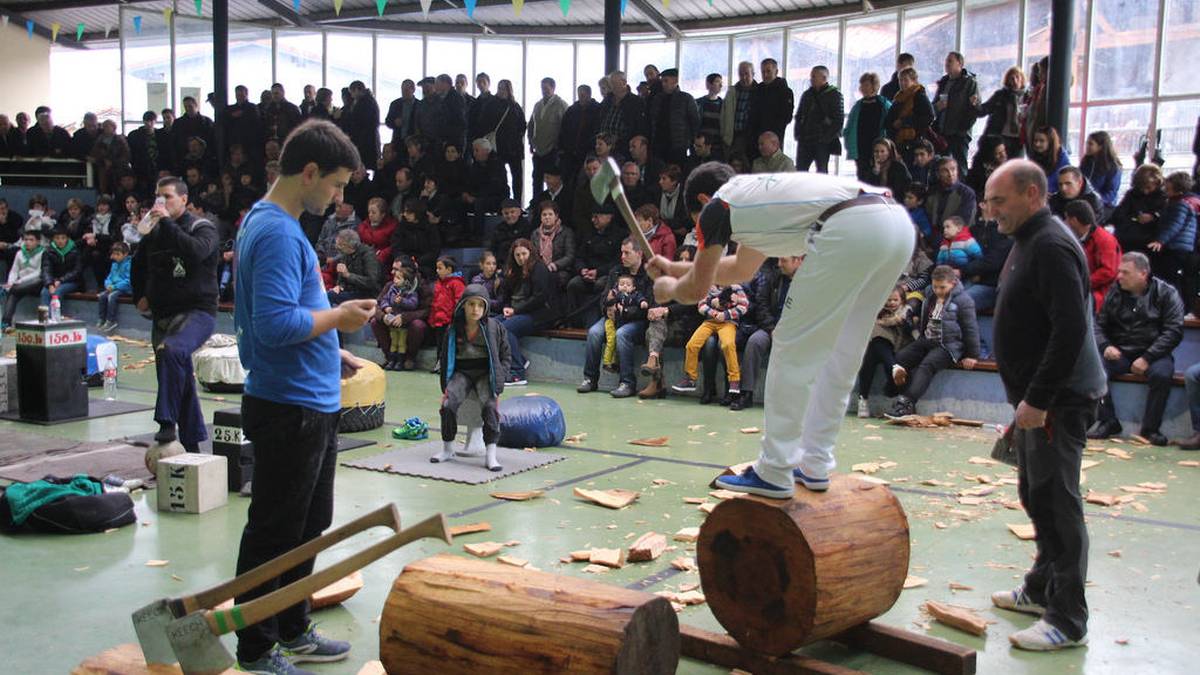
top-left (647, 163), bottom-right (913, 498)
top-left (233, 119), bottom-right (376, 674)
top-left (984, 159), bottom-right (1105, 651)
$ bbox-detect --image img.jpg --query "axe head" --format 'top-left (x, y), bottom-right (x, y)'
top-left (167, 612), bottom-right (233, 675)
top-left (132, 598), bottom-right (184, 665)
top-left (590, 157), bottom-right (621, 206)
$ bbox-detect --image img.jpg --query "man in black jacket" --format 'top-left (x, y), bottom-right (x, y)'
top-left (1088, 251), bottom-right (1184, 445)
top-left (347, 81), bottom-right (381, 170)
top-left (793, 66), bottom-right (844, 174)
top-left (1048, 167), bottom-right (1105, 220)
top-left (131, 176), bottom-right (219, 454)
top-left (222, 85), bottom-right (265, 160)
top-left (172, 97), bottom-right (215, 168)
top-left (987, 160), bottom-right (1106, 652)
top-left (749, 59), bottom-right (794, 157)
top-left (933, 52), bottom-right (980, 174)
top-left (128, 111), bottom-right (172, 188)
top-left (598, 71), bottom-right (646, 161)
top-left (648, 69), bottom-right (699, 167)
top-left (731, 256), bottom-right (800, 411)
top-left (565, 204), bottom-right (625, 326)
top-left (559, 85), bottom-right (601, 186)
top-left (385, 79), bottom-right (420, 150)
top-left (880, 53), bottom-right (915, 102)
top-left (25, 109), bottom-right (72, 158)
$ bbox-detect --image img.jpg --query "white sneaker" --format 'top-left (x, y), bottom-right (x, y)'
top-left (856, 396), bottom-right (870, 419)
top-left (991, 586), bottom-right (1046, 616)
top-left (1008, 619), bottom-right (1087, 651)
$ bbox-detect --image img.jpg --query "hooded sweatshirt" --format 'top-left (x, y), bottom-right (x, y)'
top-left (104, 256), bottom-right (132, 295)
top-left (429, 270), bottom-right (466, 328)
top-left (438, 283), bottom-right (513, 396)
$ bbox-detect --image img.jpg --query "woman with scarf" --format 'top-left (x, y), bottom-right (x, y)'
top-left (496, 237), bottom-right (563, 386)
top-left (531, 200), bottom-right (575, 288)
top-left (884, 67), bottom-right (936, 165)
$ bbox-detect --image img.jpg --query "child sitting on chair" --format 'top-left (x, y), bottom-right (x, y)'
top-left (377, 261), bottom-right (421, 370)
top-left (432, 284), bottom-right (512, 472)
top-left (673, 283), bottom-right (749, 399)
top-left (602, 273), bottom-right (649, 371)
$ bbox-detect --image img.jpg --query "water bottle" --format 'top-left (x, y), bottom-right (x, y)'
top-left (49, 294), bottom-right (61, 322)
top-left (103, 356), bottom-right (118, 400)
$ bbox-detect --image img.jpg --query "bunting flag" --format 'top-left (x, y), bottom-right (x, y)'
top-left (333, 0), bottom-right (344, 16)
top-left (419, 0), bottom-right (432, 16)
top-left (662, 0), bottom-right (670, 9)
top-left (195, 0), bottom-right (203, 16)
top-left (292, 0), bottom-right (301, 12)
top-left (512, 0), bottom-right (523, 15)
top-left (621, 0), bottom-right (626, 14)
top-left (163, 7), bottom-right (173, 24)
top-left (105, 24), bottom-right (113, 38)
top-left (27, 19), bottom-right (35, 39)
top-left (561, 0), bottom-right (570, 17)
top-left (375, 0), bottom-right (386, 17)
top-left (50, 22), bottom-right (60, 41)
top-left (132, 15), bottom-right (142, 34)
top-left (76, 22), bottom-right (85, 40)
top-left (464, 0), bottom-right (476, 18)
top-left (1, 16), bottom-right (9, 30)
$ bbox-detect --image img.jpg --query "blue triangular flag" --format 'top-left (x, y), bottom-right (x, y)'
top-left (465, 0), bottom-right (476, 18)
top-left (26, 19), bottom-right (35, 38)
top-left (621, 0), bottom-right (627, 14)
top-left (132, 15), bottom-right (142, 34)
top-left (293, 0), bottom-right (300, 12)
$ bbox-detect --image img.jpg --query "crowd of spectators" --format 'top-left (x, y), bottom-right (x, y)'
top-left (2, 51), bottom-right (1200, 440)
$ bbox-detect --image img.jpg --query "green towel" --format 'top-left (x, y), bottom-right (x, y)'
top-left (5, 474), bottom-right (102, 526)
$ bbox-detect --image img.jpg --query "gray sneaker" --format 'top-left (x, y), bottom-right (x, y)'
top-left (577, 377), bottom-right (597, 393)
top-left (237, 646), bottom-right (316, 674)
top-left (991, 585), bottom-right (1046, 616)
top-left (278, 623), bottom-right (350, 663)
top-left (610, 382), bottom-right (635, 398)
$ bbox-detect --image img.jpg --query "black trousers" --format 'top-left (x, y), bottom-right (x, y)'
top-left (531, 150), bottom-right (559, 198)
top-left (440, 370), bottom-right (500, 444)
top-left (1097, 352), bottom-right (1175, 433)
top-left (946, 133), bottom-right (971, 176)
top-left (1151, 248), bottom-right (1198, 313)
top-left (857, 336), bottom-right (898, 397)
top-left (1014, 399), bottom-right (1096, 641)
top-left (234, 395), bottom-right (339, 662)
top-left (889, 337), bottom-right (954, 401)
top-left (796, 140), bottom-right (832, 174)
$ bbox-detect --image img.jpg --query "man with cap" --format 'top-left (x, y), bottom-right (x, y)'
top-left (567, 202), bottom-right (626, 325)
top-left (485, 199), bottom-right (533, 264)
top-left (648, 69), bottom-right (700, 167)
top-left (528, 162), bottom-right (572, 225)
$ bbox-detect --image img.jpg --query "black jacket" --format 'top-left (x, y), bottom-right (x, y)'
top-left (385, 96), bottom-right (420, 148)
top-left (494, 99), bottom-right (528, 162)
top-left (41, 241), bottom-right (82, 287)
top-left (337, 242), bottom-right (382, 298)
top-left (221, 101), bottom-right (264, 156)
top-left (559, 99), bottom-right (602, 165)
top-left (750, 77), bottom-right (795, 143)
top-left (71, 128), bottom-right (99, 161)
top-left (172, 113), bottom-right (214, 162)
top-left (1094, 276), bottom-right (1184, 363)
top-left (0, 127), bottom-right (25, 157)
top-left (127, 127), bottom-right (174, 185)
top-left (390, 218), bottom-right (442, 276)
top-left (487, 216), bottom-right (533, 264)
top-left (25, 125), bottom-right (71, 158)
top-left (348, 93), bottom-right (381, 169)
top-left (1108, 188), bottom-right (1167, 252)
top-left (130, 210), bottom-right (220, 317)
top-left (933, 70), bottom-right (980, 136)
top-left (501, 260), bottom-right (562, 329)
top-left (793, 84), bottom-right (844, 144)
top-left (439, 283), bottom-right (513, 396)
top-left (466, 155), bottom-right (510, 207)
top-left (880, 71), bottom-right (902, 102)
top-left (574, 223), bottom-right (625, 277)
top-left (917, 282), bottom-right (980, 362)
top-left (648, 90), bottom-right (700, 156)
top-left (753, 266), bottom-right (791, 333)
top-left (1049, 182), bottom-right (1105, 221)
top-left (598, 92), bottom-right (647, 154)
top-left (992, 208), bottom-right (1107, 409)
top-left (961, 220), bottom-right (1012, 288)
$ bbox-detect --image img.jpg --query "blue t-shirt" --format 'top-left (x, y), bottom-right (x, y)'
top-left (235, 200), bottom-right (341, 413)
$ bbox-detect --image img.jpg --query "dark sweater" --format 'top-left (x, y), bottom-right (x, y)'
top-left (130, 210), bottom-right (220, 317)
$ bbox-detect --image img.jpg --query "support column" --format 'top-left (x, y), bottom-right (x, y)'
top-left (1046, 0), bottom-right (1074, 137)
top-left (604, 0), bottom-right (622, 75)
top-left (213, 0), bottom-right (229, 161)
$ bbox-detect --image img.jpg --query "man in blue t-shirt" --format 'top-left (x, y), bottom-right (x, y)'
top-left (232, 119), bottom-right (375, 674)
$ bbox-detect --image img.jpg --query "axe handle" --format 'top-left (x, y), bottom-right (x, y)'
top-left (204, 514), bottom-right (451, 636)
top-left (611, 186), bottom-right (657, 261)
top-left (182, 503), bottom-right (402, 614)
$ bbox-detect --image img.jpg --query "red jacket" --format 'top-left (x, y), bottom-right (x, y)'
top-left (358, 216), bottom-right (398, 265)
top-left (1082, 225), bottom-right (1121, 312)
top-left (646, 221), bottom-right (677, 262)
top-left (429, 273), bottom-right (466, 327)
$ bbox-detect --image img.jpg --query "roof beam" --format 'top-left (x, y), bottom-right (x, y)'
top-left (342, 17), bottom-right (657, 37)
top-left (0, 5), bottom-right (88, 49)
top-left (628, 0), bottom-right (680, 39)
top-left (1, 0), bottom-right (157, 11)
top-left (310, 0), bottom-right (514, 25)
top-left (255, 0), bottom-right (316, 28)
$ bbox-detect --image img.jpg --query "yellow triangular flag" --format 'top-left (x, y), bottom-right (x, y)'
top-left (50, 22), bottom-right (60, 41)
top-left (333, 0), bottom-right (344, 15)
top-left (513, 0), bottom-right (524, 15)
top-left (663, 0), bottom-right (670, 8)
top-left (163, 7), bottom-right (173, 23)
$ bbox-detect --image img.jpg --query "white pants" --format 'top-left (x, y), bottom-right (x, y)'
top-left (752, 202), bottom-right (915, 488)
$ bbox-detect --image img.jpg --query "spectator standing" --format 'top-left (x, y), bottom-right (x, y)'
top-left (880, 53), bottom-right (916, 102)
top-left (884, 68), bottom-right (935, 163)
top-left (0, 114), bottom-right (26, 156)
top-left (89, 120), bottom-right (132, 194)
top-left (528, 77), bottom-right (569, 195)
top-left (598, 71), bottom-right (647, 160)
top-left (346, 81), bottom-right (381, 171)
top-left (498, 238), bottom-right (563, 385)
top-left (752, 132), bottom-right (796, 174)
top-left (720, 61), bottom-right (759, 165)
top-left (924, 156), bottom-right (978, 246)
top-left (385, 79), bottom-right (421, 151)
top-left (494, 79), bottom-right (528, 205)
top-left (70, 113), bottom-right (100, 161)
top-left (1062, 200), bottom-right (1121, 312)
top-left (173, 97), bottom-right (215, 167)
top-left (455, 74), bottom-right (476, 115)
top-left (976, 66), bottom-right (1026, 160)
top-left (932, 52), bottom-right (980, 174)
top-left (223, 85), bottom-right (265, 160)
top-left (25, 110), bottom-right (71, 158)
top-left (846, 73), bottom-right (891, 179)
top-left (1109, 163), bottom-right (1166, 254)
top-left (793, 66), bottom-right (844, 174)
top-left (862, 138), bottom-right (912, 200)
top-left (263, 83), bottom-right (303, 142)
top-left (696, 73), bottom-right (724, 151)
top-left (1029, 126), bottom-right (1071, 193)
top-left (1080, 131), bottom-right (1123, 215)
top-left (559, 85), bottom-right (601, 185)
top-left (648, 69), bottom-right (700, 167)
top-left (435, 74), bottom-right (469, 153)
top-left (468, 73), bottom-right (498, 145)
top-left (428, 256), bottom-right (466, 372)
top-left (750, 58), bottom-right (795, 157)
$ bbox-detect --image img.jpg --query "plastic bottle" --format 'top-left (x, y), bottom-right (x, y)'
top-left (103, 355), bottom-right (118, 400)
top-left (49, 294), bottom-right (61, 322)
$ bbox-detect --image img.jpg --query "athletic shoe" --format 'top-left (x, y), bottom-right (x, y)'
top-left (153, 423), bottom-right (177, 443)
top-left (506, 374), bottom-right (528, 386)
top-left (792, 468), bottom-right (831, 492)
top-left (886, 396), bottom-right (915, 418)
top-left (610, 383), bottom-right (635, 398)
top-left (857, 396), bottom-right (870, 419)
top-left (714, 467), bottom-right (794, 499)
top-left (1008, 619), bottom-right (1087, 651)
top-left (991, 586), bottom-right (1046, 616)
top-left (576, 377), bottom-right (597, 393)
top-left (671, 377), bottom-right (697, 393)
top-left (236, 646), bottom-right (316, 674)
top-left (279, 623), bottom-right (351, 663)
top-left (392, 417), bottom-right (429, 441)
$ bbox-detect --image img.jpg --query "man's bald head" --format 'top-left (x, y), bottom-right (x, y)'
top-left (986, 159), bottom-right (1047, 235)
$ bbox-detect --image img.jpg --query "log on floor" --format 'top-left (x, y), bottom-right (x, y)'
top-left (71, 643), bottom-right (235, 675)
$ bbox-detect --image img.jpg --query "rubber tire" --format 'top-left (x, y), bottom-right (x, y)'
top-left (339, 403), bottom-right (385, 433)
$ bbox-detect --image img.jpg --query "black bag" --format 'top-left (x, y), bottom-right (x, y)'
top-left (0, 476), bottom-right (136, 534)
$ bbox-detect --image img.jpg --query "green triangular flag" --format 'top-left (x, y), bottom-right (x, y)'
top-left (375, 0), bottom-right (386, 16)
top-left (560, 0), bottom-right (570, 17)
top-left (195, 0), bottom-right (202, 15)
top-left (76, 22), bottom-right (84, 40)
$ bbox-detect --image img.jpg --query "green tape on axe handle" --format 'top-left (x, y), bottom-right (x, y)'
top-left (231, 606), bottom-right (247, 630)
top-left (214, 611), bottom-right (229, 634)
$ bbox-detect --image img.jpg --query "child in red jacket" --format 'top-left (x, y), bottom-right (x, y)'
top-left (357, 197), bottom-right (398, 266)
top-left (429, 255), bottom-right (466, 372)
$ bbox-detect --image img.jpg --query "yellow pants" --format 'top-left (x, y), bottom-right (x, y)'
top-left (602, 318), bottom-right (617, 366)
top-left (684, 320), bottom-right (740, 382)
top-left (388, 326), bottom-right (407, 354)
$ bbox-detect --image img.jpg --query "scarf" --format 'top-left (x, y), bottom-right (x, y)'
top-left (20, 244), bottom-right (43, 264)
top-left (93, 212), bottom-right (112, 237)
top-left (890, 84), bottom-right (925, 144)
top-left (50, 238), bottom-right (76, 257)
top-left (538, 224), bottom-right (558, 265)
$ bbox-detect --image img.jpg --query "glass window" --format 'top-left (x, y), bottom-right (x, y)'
top-left (963, 0), bottom-right (1020, 96)
top-left (326, 33), bottom-right (373, 95)
top-left (732, 30), bottom-right (784, 75)
top-left (50, 44), bottom-right (121, 129)
top-left (901, 3), bottom-right (957, 88)
top-left (1160, 0), bottom-right (1200, 97)
top-left (787, 24), bottom-right (840, 97)
top-left (173, 16), bottom-right (214, 115)
top-left (525, 41), bottom-right (575, 113)
top-left (1085, 102), bottom-right (1153, 163)
top-left (844, 13), bottom-right (898, 99)
top-left (275, 32), bottom-right (323, 103)
top-left (1088, 0), bottom-right (1157, 101)
top-left (122, 8), bottom-right (172, 125)
top-left (627, 40), bottom-right (677, 84)
top-left (576, 40), bottom-right (619, 95)
top-left (228, 25), bottom-right (273, 102)
top-left (1155, 98), bottom-right (1200, 171)
top-left (426, 37), bottom-right (473, 92)
top-left (476, 39), bottom-right (524, 106)
top-left (680, 37), bottom-right (729, 99)
top-left (376, 35), bottom-right (423, 109)
top-left (1025, 0), bottom-right (1088, 101)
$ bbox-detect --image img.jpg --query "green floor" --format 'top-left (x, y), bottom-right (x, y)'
top-left (2, 340), bottom-right (1197, 674)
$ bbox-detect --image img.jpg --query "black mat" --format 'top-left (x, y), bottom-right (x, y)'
top-left (0, 430), bottom-right (152, 484)
top-left (0, 399), bottom-right (154, 426)
top-left (343, 441), bottom-right (566, 485)
top-left (123, 426), bottom-right (376, 454)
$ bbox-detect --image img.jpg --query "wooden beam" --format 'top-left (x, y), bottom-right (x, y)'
top-left (833, 622), bottom-right (977, 675)
top-left (628, 0), bottom-right (681, 39)
top-left (680, 624), bottom-right (865, 675)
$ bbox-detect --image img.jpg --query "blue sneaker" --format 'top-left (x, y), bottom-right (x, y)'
top-left (714, 466), bottom-right (794, 499)
top-left (237, 646), bottom-right (316, 674)
top-left (792, 468), bottom-right (831, 492)
top-left (278, 623), bottom-right (351, 663)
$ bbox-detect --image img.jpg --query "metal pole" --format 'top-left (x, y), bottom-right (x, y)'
top-left (604, 0), bottom-right (621, 74)
top-left (213, 0), bottom-right (228, 161)
top-left (1046, 0), bottom-right (1074, 138)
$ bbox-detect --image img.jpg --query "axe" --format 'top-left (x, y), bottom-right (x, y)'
top-left (590, 156), bottom-right (656, 260)
top-left (165, 512), bottom-right (451, 674)
top-left (132, 503), bottom-right (403, 666)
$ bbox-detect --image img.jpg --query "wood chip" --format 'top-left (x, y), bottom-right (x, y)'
top-left (738, 427), bottom-right (761, 434)
top-left (589, 548), bottom-right (626, 568)
top-left (687, 424), bottom-right (705, 431)
top-left (569, 550), bottom-right (593, 562)
top-left (171, 574), bottom-right (184, 582)
top-left (852, 462), bottom-right (882, 474)
top-left (1115, 638), bottom-right (1130, 645)
top-left (629, 436), bottom-right (669, 447)
top-left (573, 487), bottom-right (640, 509)
top-left (1080, 459), bottom-right (1102, 471)
top-left (1085, 491), bottom-right (1120, 507)
top-left (497, 555), bottom-right (528, 568)
top-left (675, 590), bottom-right (707, 605)
top-left (564, 433), bottom-right (588, 443)
top-left (490, 490), bottom-right (544, 501)
top-left (680, 582), bottom-right (701, 592)
top-left (682, 497), bottom-right (707, 504)
top-left (957, 496), bottom-right (986, 506)
top-left (1007, 523), bottom-right (1037, 540)
top-left (1105, 447), bottom-right (1133, 460)
top-left (863, 435), bottom-right (883, 441)
top-left (698, 502), bottom-right (717, 514)
top-left (1129, 502), bottom-right (1149, 513)
top-left (627, 532), bottom-right (668, 562)
top-left (923, 600), bottom-right (989, 636)
top-left (948, 582), bottom-right (974, 591)
top-left (448, 522), bottom-right (492, 537)
top-left (1107, 550), bottom-right (1122, 558)
top-left (854, 474), bottom-right (891, 486)
top-left (145, 560), bottom-right (169, 567)
top-left (903, 575), bottom-right (928, 589)
top-left (708, 489), bottom-right (742, 500)
top-left (967, 456), bottom-right (999, 466)
top-left (922, 479), bottom-right (956, 487)
top-left (582, 564), bottom-right (609, 573)
top-left (463, 542), bottom-right (505, 558)
top-left (651, 478), bottom-right (673, 486)
top-left (356, 661), bottom-right (386, 675)
top-left (934, 522), bottom-right (949, 529)
top-left (673, 527), bottom-right (700, 543)
top-left (671, 556), bottom-right (696, 571)
top-left (1178, 460), bottom-right (1200, 467)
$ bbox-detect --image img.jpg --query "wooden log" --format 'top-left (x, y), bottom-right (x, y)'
top-left (697, 474), bottom-right (910, 656)
top-left (381, 554), bottom-right (679, 674)
top-left (71, 643), bottom-right (235, 674)
top-left (680, 625), bottom-right (864, 675)
top-left (833, 622), bottom-right (977, 675)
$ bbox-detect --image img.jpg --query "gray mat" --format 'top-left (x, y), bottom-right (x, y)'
top-left (123, 426), bottom-right (376, 454)
top-left (0, 399), bottom-right (154, 426)
top-left (342, 441), bottom-right (566, 485)
top-left (0, 431), bottom-right (153, 484)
